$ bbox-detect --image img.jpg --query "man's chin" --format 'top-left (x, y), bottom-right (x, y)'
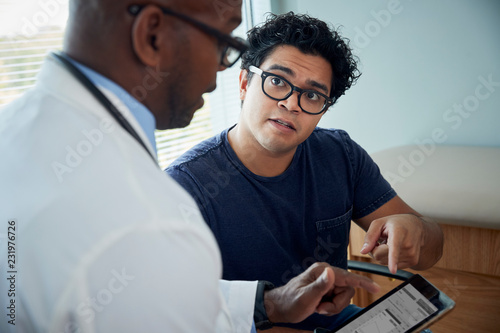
top-left (196, 97), bottom-right (205, 110)
top-left (156, 98), bottom-right (205, 130)
top-left (170, 105), bottom-right (200, 129)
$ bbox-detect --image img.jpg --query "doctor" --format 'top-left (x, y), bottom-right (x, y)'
top-left (0, 0), bottom-right (379, 332)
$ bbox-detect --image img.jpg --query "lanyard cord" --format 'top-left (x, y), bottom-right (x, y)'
top-left (50, 52), bottom-right (157, 164)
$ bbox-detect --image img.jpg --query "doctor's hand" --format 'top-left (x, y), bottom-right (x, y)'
top-left (360, 213), bottom-right (426, 274)
top-left (263, 262), bottom-right (380, 325)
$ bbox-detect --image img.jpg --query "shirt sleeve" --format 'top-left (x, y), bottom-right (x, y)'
top-left (339, 131), bottom-right (397, 219)
top-left (217, 280), bottom-right (258, 333)
top-left (166, 166), bottom-right (213, 225)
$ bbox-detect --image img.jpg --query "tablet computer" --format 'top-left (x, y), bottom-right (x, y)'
top-left (315, 274), bottom-right (455, 333)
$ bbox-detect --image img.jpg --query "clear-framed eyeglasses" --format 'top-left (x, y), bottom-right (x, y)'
top-left (249, 65), bottom-right (335, 115)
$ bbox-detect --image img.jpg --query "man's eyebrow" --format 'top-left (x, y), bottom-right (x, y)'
top-left (265, 64), bottom-right (329, 94)
top-left (306, 79), bottom-right (329, 95)
top-left (267, 64), bottom-right (294, 76)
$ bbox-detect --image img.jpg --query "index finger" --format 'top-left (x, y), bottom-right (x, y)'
top-left (387, 230), bottom-right (403, 274)
top-left (333, 268), bottom-right (381, 294)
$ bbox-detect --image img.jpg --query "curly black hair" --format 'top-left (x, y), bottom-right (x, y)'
top-left (241, 12), bottom-right (360, 104)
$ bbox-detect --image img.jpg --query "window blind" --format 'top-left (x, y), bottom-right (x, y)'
top-left (155, 105), bottom-right (213, 169)
top-left (0, 27), bottom-right (63, 107)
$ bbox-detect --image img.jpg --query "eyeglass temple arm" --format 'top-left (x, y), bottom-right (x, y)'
top-left (249, 65), bottom-right (263, 76)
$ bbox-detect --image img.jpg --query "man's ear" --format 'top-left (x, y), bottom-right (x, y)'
top-left (239, 69), bottom-right (249, 100)
top-left (130, 6), bottom-right (167, 67)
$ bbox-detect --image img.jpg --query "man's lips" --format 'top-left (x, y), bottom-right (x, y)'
top-left (206, 84), bottom-right (217, 94)
top-left (270, 118), bottom-right (296, 130)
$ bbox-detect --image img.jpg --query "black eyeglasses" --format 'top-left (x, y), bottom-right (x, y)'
top-left (128, 4), bottom-right (249, 68)
top-left (249, 66), bottom-right (335, 115)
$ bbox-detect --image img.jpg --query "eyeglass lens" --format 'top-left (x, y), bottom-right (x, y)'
top-left (263, 75), bottom-right (327, 114)
top-left (221, 46), bottom-right (239, 67)
top-left (221, 38), bottom-right (247, 67)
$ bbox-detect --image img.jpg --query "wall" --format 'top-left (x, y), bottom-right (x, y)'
top-left (271, 0), bottom-right (500, 153)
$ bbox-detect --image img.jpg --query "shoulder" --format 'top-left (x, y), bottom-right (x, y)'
top-left (304, 127), bottom-right (356, 153)
top-left (308, 127), bottom-right (351, 142)
top-left (304, 127), bottom-right (371, 169)
top-left (165, 131), bottom-right (230, 185)
top-left (165, 130), bottom-right (236, 213)
top-left (168, 134), bottom-right (222, 169)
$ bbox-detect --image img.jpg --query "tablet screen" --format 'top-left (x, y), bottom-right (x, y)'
top-left (332, 274), bottom-right (454, 333)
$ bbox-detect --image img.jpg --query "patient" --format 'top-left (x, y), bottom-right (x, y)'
top-left (166, 12), bottom-right (444, 331)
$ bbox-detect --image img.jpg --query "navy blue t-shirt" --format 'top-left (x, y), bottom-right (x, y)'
top-left (166, 126), bottom-right (396, 330)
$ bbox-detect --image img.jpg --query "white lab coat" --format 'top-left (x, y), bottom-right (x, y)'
top-left (0, 56), bottom-right (256, 332)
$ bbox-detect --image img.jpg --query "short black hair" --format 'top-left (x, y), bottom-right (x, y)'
top-left (241, 12), bottom-right (360, 104)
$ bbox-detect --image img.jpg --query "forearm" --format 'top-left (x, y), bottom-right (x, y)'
top-left (411, 215), bottom-right (444, 270)
top-left (262, 287), bottom-right (290, 324)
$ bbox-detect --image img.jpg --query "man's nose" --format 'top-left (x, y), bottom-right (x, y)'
top-left (278, 91), bottom-right (301, 113)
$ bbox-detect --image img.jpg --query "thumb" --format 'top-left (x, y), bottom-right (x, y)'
top-left (312, 267), bottom-right (335, 294)
top-left (361, 222), bottom-right (383, 254)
